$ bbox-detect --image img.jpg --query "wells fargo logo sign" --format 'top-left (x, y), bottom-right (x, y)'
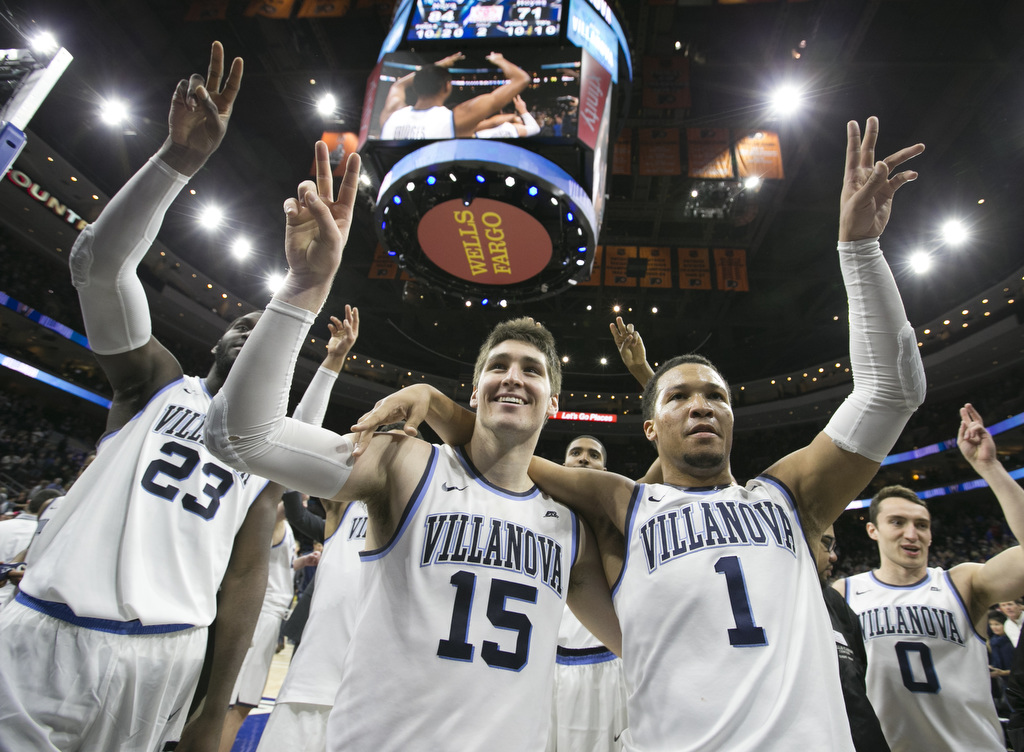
top-left (417, 198), bottom-right (552, 285)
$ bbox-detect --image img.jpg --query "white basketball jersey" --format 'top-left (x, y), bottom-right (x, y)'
top-left (22, 376), bottom-right (267, 627)
top-left (327, 445), bottom-right (578, 752)
top-left (615, 476), bottom-right (853, 752)
top-left (277, 501), bottom-right (368, 706)
top-left (845, 567), bottom-right (1003, 752)
top-left (380, 105), bottom-right (455, 140)
top-left (263, 523), bottom-right (296, 619)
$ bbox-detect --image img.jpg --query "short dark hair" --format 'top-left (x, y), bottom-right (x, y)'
top-left (28, 488), bottom-right (61, 515)
top-left (567, 435), bottom-right (607, 465)
top-left (641, 354), bottom-right (729, 423)
top-left (869, 485), bottom-right (928, 525)
top-left (473, 317), bottom-right (561, 396)
top-left (413, 65), bottom-right (451, 98)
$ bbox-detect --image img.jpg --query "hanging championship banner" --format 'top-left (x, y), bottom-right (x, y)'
top-left (638, 128), bottom-right (680, 175)
top-left (639, 246), bottom-right (671, 288)
top-left (714, 248), bottom-right (749, 291)
top-left (576, 244), bottom-right (603, 286)
top-left (297, 0), bottom-right (351, 17)
top-left (185, 0), bottom-right (229, 21)
top-left (678, 248), bottom-right (711, 290)
top-left (244, 0), bottom-right (295, 18)
top-left (368, 243), bottom-right (399, 280)
top-left (735, 130), bottom-right (784, 179)
top-left (642, 56), bottom-right (691, 109)
top-left (604, 245), bottom-right (637, 287)
top-left (687, 128), bottom-right (734, 179)
top-left (612, 127), bottom-right (632, 175)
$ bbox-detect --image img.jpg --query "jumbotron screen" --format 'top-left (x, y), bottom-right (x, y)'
top-left (407, 0), bottom-right (563, 42)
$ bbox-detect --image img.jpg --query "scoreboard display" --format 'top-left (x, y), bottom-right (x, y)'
top-left (407, 0), bottom-right (563, 42)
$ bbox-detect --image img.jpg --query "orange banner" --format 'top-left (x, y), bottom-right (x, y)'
top-left (368, 244), bottom-right (399, 280)
top-left (604, 246), bottom-right (637, 287)
top-left (612, 128), bottom-right (632, 176)
top-left (185, 0), bottom-right (229, 21)
top-left (245, 0), bottom-right (295, 18)
top-left (638, 129), bottom-right (680, 176)
top-left (714, 248), bottom-right (749, 291)
top-left (298, 0), bottom-right (351, 17)
top-left (687, 128), bottom-right (734, 179)
top-left (639, 246), bottom-right (671, 288)
top-left (642, 56), bottom-right (691, 109)
top-left (735, 130), bottom-right (784, 179)
top-left (678, 248), bottom-right (712, 290)
top-left (576, 245), bottom-right (603, 286)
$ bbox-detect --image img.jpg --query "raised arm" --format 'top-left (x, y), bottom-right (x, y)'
top-left (292, 305), bottom-right (359, 427)
top-left (452, 52), bottom-right (530, 137)
top-left (379, 52), bottom-right (465, 128)
top-left (70, 43), bottom-right (242, 432)
top-left (350, 384), bottom-right (476, 455)
top-left (951, 404), bottom-right (1024, 623)
top-left (768, 117), bottom-right (926, 541)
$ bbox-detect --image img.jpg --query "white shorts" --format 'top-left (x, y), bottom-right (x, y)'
top-left (546, 651), bottom-right (628, 752)
top-left (0, 597), bottom-right (206, 752)
top-left (230, 609), bottom-right (284, 708)
top-left (256, 701), bottom-right (330, 752)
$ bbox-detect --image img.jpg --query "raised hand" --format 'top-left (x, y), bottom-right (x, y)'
top-left (958, 402), bottom-right (998, 469)
top-left (350, 385), bottom-right (435, 456)
top-left (280, 141), bottom-right (361, 311)
top-left (610, 316), bottom-right (654, 387)
top-left (327, 304), bottom-right (360, 357)
top-left (839, 117), bottom-right (924, 242)
top-left (164, 41), bottom-right (243, 175)
top-left (436, 52), bottom-right (465, 68)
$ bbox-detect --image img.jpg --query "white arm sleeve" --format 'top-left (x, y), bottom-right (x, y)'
top-left (823, 238), bottom-right (926, 462)
top-left (68, 157), bottom-right (188, 355)
top-left (205, 298), bottom-right (354, 500)
top-left (519, 112), bottom-right (540, 137)
top-left (292, 366), bottom-right (340, 427)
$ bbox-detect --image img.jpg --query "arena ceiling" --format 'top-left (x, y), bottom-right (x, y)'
top-left (5, 0), bottom-right (1024, 402)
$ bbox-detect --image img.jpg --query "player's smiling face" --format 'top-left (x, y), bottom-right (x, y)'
top-left (470, 339), bottom-right (557, 435)
top-left (645, 363), bottom-right (734, 480)
top-left (867, 497), bottom-right (932, 570)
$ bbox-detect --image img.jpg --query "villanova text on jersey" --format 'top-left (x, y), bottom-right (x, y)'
top-left (420, 513), bottom-right (565, 596)
top-left (858, 603), bottom-right (965, 646)
top-left (638, 496), bottom-right (797, 573)
top-left (154, 403), bottom-right (208, 444)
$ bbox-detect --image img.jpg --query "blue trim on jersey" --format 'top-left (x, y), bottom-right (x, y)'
top-left (454, 446), bottom-right (541, 500)
top-left (866, 570), bottom-right (930, 590)
top-left (96, 376), bottom-right (188, 449)
top-left (360, 445), bottom-right (438, 561)
top-left (611, 482), bottom-right (643, 597)
top-left (556, 646), bottom-right (617, 665)
top-left (570, 510), bottom-right (580, 568)
top-left (15, 591), bottom-right (195, 634)
top-left (943, 569), bottom-right (987, 645)
top-left (758, 473), bottom-right (814, 565)
top-left (327, 501), bottom-right (359, 543)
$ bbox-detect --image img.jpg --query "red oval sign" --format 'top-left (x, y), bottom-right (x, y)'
top-left (417, 198), bottom-right (553, 285)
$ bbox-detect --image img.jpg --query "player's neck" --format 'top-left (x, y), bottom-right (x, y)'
top-left (874, 557), bottom-right (928, 586)
top-left (466, 429), bottom-right (537, 493)
top-left (661, 461), bottom-right (735, 489)
top-left (414, 95), bottom-right (445, 110)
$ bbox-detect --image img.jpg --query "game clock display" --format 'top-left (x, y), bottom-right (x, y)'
top-left (407, 0), bottom-right (563, 41)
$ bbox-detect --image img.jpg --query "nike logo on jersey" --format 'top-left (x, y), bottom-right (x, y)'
top-left (544, 511), bottom-right (559, 518)
top-left (648, 495), bottom-right (664, 503)
top-left (855, 589), bottom-right (870, 595)
top-left (442, 482), bottom-right (468, 492)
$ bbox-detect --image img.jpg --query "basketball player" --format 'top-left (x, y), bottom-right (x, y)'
top-left (548, 435), bottom-right (629, 752)
top-left (352, 116), bottom-right (927, 750)
top-left (475, 94), bottom-right (541, 139)
top-left (834, 403), bottom-right (1024, 752)
top-left (0, 43), bottom-right (285, 752)
top-left (379, 51), bottom-right (531, 139)
top-left (204, 142), bottom-right (621, 749)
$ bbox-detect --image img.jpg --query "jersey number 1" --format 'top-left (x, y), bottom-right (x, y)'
top-left (437, 570), bottom-right (537, 671)
top-left (715, 555), bottom-right (768, 647)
